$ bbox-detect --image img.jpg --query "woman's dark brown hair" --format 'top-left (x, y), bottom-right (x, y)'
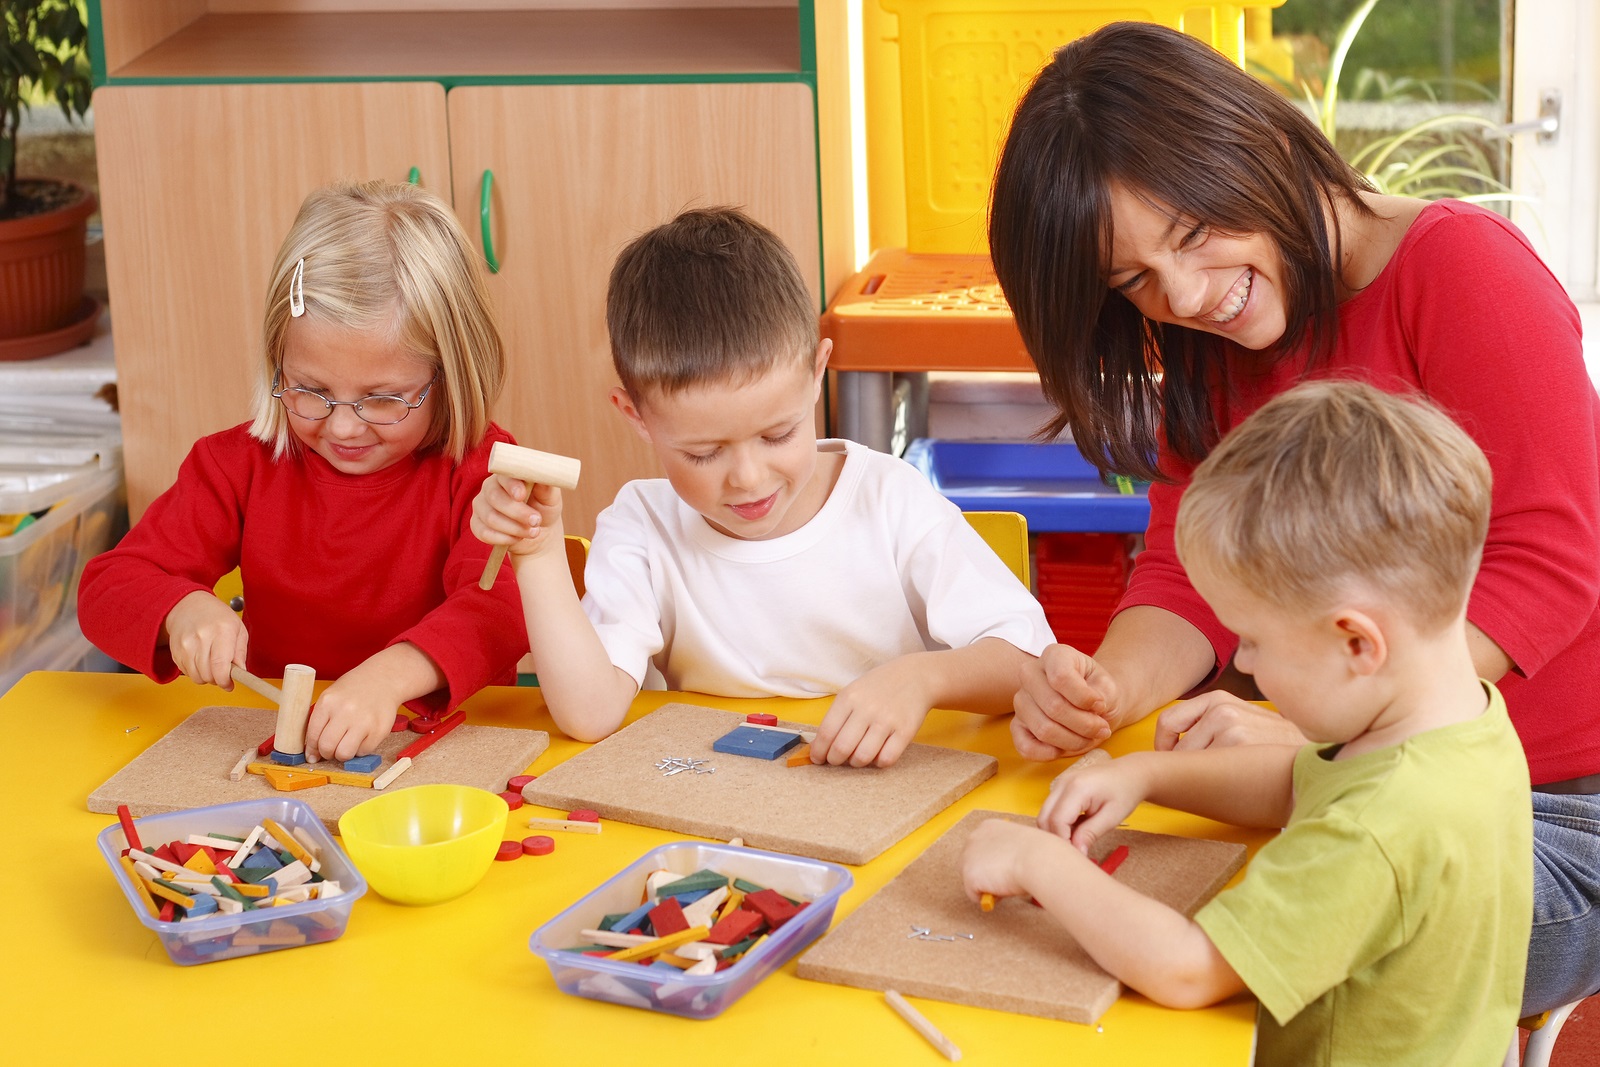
top-left (989, 21), bottom-right (1373, 482)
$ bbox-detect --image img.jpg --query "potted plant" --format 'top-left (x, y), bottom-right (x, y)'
top-left (1, 0), bottom-right (95, 360)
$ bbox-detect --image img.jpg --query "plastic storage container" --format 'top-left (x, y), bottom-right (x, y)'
top-left (530, 842), bottom-right (853, 1019)
top-left (97, 797), bottom-right (367, 965)
top-left (879, 0), bottom-right (1283, 253)
top-left (906, 438), bottom-right (1149, 533)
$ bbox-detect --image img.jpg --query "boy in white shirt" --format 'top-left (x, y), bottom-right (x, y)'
top-left (472, 207), bottom-right (1054, 765)
top-left (961, 381), bottom-right (1532, 1066)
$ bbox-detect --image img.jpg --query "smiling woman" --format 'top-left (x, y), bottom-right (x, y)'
top-left (987, 20), bottom-right (1600, 1019)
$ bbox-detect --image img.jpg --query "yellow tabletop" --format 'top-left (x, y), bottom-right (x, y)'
top-left (3, 671), bottom-right (1271, 1065)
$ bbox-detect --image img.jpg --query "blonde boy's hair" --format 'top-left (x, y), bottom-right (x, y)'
top-left (606, 207), bottom-right (817, 401)
top-left (1175, 380), bottom-right (1492, 630)
top-left (250, 179), bottom-right (504, 461)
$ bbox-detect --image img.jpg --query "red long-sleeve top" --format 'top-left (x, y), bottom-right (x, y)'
top-left (78, 423), bottom-right (529, 713)
top-left (1121, 201), bottom-right (1600, 785)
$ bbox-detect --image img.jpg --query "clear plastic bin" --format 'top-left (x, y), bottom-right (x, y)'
top-left (0, 465), bottom-right (122, 674)
top-left (96, 797), bottom-right (367, 966)
top-left (530, 842), bottom-right (852, 1019)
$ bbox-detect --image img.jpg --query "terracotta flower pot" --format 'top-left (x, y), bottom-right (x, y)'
top-left (0, 179), bottom-right (98, 342)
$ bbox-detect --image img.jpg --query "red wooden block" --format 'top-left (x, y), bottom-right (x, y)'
top-left (171, 841), bottom-right (201, 864)
top-left (494, 841), bottom-right (524, 862)
top-left (1099, 844), bottom-right (1130, 876)
top-left (705, 909), bottom-right (763, 945)
top-left (211, 861), bottom-right (240, 885)
top-left (116, 804), bottom-right (142, 852)
top-left (745, 713), bottom-right (779, 726)
top-left (256, 734), bottom-right (276, 756)
top-left (648, 897), bottom-right (689, 936)
top-left (742, 888), bottom-right (800, 929)
top-left (497, 791), bottom-right (524, 810)
top-left (158, 900), bottom-right (176, 923)
top-left (567, 809), bottom-right (600, 823)
top-left (153, 844), bottom-right (179, 864)
top-left (390, 716), bottom-right (411, 732)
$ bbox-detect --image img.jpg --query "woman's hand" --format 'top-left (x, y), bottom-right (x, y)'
top-left (161, 590), bottom-right (248, 688)
top-left (1011, 643), bottom-right (1121, 760)
top-left (1154, 690), bottom-right (1307, 751)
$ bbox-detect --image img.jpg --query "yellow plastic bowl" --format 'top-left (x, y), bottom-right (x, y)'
top-left (338, 784), bottom-right (509, 906)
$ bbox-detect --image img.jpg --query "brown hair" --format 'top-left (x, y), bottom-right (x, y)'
top-left (606, 206), bottom-right (818, 401)
top-left (1175, 380), bottom-right (1491, 631)
top-left (988, 21), bottom-right (1374, 482)
top-left (251, 179), bottom-right (504, 462)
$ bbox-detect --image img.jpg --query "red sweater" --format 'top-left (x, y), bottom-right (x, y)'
top-left (1122, 201), bottom-right (1600, 785)
top-left (78, 423), bottom-right (529, 713)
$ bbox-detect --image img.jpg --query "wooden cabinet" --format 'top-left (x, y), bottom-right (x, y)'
top-left (89, 1), bottom-right (851, 537)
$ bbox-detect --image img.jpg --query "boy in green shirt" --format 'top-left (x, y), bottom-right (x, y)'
top-left (963, 380), bottom-right (1532, 1065)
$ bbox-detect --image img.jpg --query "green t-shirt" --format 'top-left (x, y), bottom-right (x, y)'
top-left (1195, 684), bottom-right (1531, 1067)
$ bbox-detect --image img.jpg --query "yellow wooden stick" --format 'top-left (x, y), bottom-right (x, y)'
top-left (605, 925), bottom-right (710, 964)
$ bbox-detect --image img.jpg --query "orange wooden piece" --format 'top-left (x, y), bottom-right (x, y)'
top-left (786, 744), bottom-right (813, 767)
top-left (260, 765), bottom-right (330, 792)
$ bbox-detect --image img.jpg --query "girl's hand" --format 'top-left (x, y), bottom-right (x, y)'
top-left (303, 667), bottom-right (401, 762)
top-left (1155, 690), bottom-right (1307, 751)
top-left (1037, 755), bottom-right (1146, 853)
top-left (811, 659), bottom-right (930, 768)
top-left (162, 590), bottom-right (249, 688)
top-left (469, 474), bottom-right (565, 560)
top-left (1011, 643), bottom-right (1120, 760)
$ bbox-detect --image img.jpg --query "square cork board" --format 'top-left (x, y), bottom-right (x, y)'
top-left (87, 705), bottom-right (548, 833)
top-left (521, 702), bottom-right (996, 865)
top-left (796, 810), bottom-right (1247, 1024)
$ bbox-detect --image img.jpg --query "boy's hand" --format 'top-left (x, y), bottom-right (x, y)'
top-left (1011, 643), bottom-right (1120, 760)
top-left (1155, 690), bottom-right (1307, 751)
top-left (302, 665), bottom-right (400, 762)
top-left (162, 590), bottom-right (249, 688)
top-left (811, 659), bottom-right (929, 768)
top-left (961, 817), bottom-right (1071, 904)
top-left (469, 473), bottom-right (566, 560)
top-left (1037, 755), bottom-right (1146, 852)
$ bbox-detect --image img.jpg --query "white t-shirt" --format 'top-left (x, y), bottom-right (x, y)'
top-left (582, 438), bottom-right (1055, 697)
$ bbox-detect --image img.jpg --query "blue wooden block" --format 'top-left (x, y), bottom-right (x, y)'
top-left (662, 888), bottom-right (713, 905)
top-left (712, 725), bottom-right (802, 760)
top-left (268, 750), bottom-right (307, 766)
top-left (239, 848), bottom-right (283, 872)
top-left (184, 892), bottom-right (218, 917)
top-left (344, 754), bottom-right (382, 773)
top-left (614, 900), bottom-right (655, 935)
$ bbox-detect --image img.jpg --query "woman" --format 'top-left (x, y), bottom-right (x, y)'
top-left (988, 21), bottom-right (1600, 1015)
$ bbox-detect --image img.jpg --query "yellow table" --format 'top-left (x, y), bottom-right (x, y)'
top-left (4, 671), bottom-right (1270, 1064)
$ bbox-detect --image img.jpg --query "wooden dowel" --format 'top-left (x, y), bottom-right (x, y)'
top-left (886, 990), bottom-right (962, 1061)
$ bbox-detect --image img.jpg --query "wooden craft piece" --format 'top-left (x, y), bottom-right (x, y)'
top-left (272, 664), bottom-right (316, 756)
top-left (521, 702), bottom-right (996, 865)
top-left (88, 705), bottom-right (549, 834)
top-left (796, 810), bottom-right (1247, 1024)
top-left (712, 724), bottom-right (802, 760)
top-left (478, 441), bottom-right (582, 591)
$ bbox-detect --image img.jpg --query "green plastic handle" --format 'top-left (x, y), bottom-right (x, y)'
top-left (406, 166), bottom-right (420, 185)
top-left (480, 169), bottom-right (499, 274)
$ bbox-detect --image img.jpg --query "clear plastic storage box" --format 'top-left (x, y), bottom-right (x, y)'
top-left (97, 797), bottom-right (367, 965)
top-left (530, 842), bottom-right (852, 1019)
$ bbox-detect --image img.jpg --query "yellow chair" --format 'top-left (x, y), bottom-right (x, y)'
top-left (964, 510), bottom-right (1030, 588)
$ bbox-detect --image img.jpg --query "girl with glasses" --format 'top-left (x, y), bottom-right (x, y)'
top-left (80, 179), bottom-right (529, 761)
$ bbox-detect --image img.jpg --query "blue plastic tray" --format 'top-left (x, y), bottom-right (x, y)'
top-left (905, 439), bottom-right (1151, 533)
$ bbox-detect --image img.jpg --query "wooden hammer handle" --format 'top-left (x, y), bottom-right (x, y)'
top-left (230, 665), bottom-right (284, 705)
top-left (477, 444), bottom-right (582, 592)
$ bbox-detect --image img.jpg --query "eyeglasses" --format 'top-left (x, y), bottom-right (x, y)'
top-left (272, 370), bottom-right (438, 425)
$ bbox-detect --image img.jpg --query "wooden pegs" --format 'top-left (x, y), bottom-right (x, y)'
top-left (272, 664), bottom-right (316, 757)
top-left (1098, 844), bottom-right (1130, 876)
top-left (372, 756), bottom-right (414, 790)
top-left (262, 818), bottom-right (314, 868)
top-left (478, 442), bottom-right (583, 591)
top-left (119, 854), bottom-right (160, 919)
top-left (605, 925), bottom-right (710, 964)
top-left (525, 816), bottom-right (602, 835)
top-left (979, 892), bottom-right (995, 912)
top-left (228, 747), bottom-right (255, 782)
top-left (886, 989), bottom-right (962, 1062)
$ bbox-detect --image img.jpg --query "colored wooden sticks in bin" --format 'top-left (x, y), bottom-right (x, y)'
top-left (478, 442), bottom-right (583, 591)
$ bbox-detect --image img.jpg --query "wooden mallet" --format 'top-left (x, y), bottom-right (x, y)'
top-left (230, 663), bottom-right (317, 759)
top-left (478, 441), bottom-right (582, 591)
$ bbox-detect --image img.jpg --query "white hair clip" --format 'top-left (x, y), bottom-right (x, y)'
top-left (289, 257), bottom-right (306, 318)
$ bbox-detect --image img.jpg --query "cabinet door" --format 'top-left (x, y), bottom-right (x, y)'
top-left (95, 83), bottom-right (451, 519)
top-left (448, 82), bottom-right (820, 538)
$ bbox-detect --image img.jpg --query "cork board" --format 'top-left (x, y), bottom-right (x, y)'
top-left (796, 810), bottom-right (1247, 1024)
top-left (521, 702), bottom-right (996, 865)
top-left (87, 705), bottom-right (549, 834)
